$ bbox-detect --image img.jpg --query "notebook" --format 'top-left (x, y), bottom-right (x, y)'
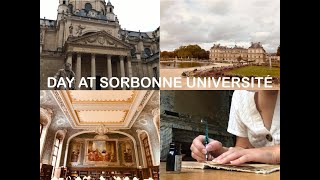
top-left (182, 161), bottom-right (280, 174)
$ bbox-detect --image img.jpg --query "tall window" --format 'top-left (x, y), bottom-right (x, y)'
top-left (68, 4), bottom-right (73, 13)
top-left (40, 123), bottom-right (43, 138)
top-left (51, 138), bottom-right (61, 167)
top-left (85, 3), bottom-right (92, 12)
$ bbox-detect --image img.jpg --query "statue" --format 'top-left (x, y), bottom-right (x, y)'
top-left (53, 62), bottom-right (75, 90)
top-left (69, 24), bottom-right (73, 36)
top-left (76, 24), bottom-right (86, 36)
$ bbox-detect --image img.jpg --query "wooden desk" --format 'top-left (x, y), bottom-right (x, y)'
top-left (160, 162), bottom-right (279, 180)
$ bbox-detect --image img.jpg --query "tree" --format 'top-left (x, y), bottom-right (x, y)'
top-left (276, 45), bottom-right (280, 56)
top-left (237, 56), bottom-right (242, 63)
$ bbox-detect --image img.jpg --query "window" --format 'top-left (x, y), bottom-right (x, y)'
top-left (68, 4), bottom-right (73, 13)
top-left (51, 138), bottom-right (61, 167)
top-left (85, 3), bottom-right (92, 12)
top-left (63, 1), bottom-right (66, 5)
top-left (110, 8), bottom-right (112, 13)
top-left (40, 123), bottom-right (43, 138)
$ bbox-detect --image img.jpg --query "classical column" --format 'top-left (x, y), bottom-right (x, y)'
top-left (107, 55), bottom-right (112, 90)
top-left (91, 54), bottom-right (96, 90)
top-left (127, 56), bottom-right (133, 78)
top-left (120, 56), bottom-right (126, 90)
top-left (66, 53), bottom-right (72, 68)
top-left (120, 56), bottom-right (125, 77)
top-left (76, 53), bottom-right (81, 90)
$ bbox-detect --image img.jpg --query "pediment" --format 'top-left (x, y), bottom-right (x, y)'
top-left (67, 31), bottom-right (132, 49)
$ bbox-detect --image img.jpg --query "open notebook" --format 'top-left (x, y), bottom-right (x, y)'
top-left (182, 161), bottom-right (280, 174)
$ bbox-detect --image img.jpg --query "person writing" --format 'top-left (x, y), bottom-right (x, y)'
top-left (190, 90), bottom-right (280, 165)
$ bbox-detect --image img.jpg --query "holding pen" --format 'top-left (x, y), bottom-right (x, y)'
top-left (201, 119), bottom-right (209, 161)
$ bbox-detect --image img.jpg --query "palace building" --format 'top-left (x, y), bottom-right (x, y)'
top-left (40, 0), bottom-right (160, 90)
top-left (209, 42), bottom-right (266, 64)
top-left (40, 90), bottom-right (160, 179)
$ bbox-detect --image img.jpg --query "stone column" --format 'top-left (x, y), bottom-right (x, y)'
top-left (127, 56), bottom-right (133, 90)
top-left (120, 56), bottom-right (126, 90)
top-left (120, 56), bottom-right (125, 77)
top-left (91, 54), bottom-right (96, 90)
top-left (107, 55), bottom-right (112, 90)
top-left (127, 56), bottom-right (133, 78)
top-left (76, 53), bottom-right (81, 90)
top-left (66, 53), bottom-right (72, 68)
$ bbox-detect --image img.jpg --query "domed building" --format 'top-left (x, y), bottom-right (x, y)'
top-left (40, 0), bottom-right (159, 90)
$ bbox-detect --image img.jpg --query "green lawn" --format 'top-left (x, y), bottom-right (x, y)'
top-left (225, 66), bottom-right (280, 77)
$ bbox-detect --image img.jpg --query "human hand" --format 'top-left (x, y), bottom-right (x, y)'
top-left (213, 146), bottom-right (280, 165)
top-left (190, 135), bottom-right (224, 162)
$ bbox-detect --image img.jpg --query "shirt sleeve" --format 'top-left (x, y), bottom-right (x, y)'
top-left (227, 91), bottom-right (248, 137)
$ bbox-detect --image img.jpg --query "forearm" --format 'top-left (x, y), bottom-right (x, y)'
top-left (258, 145), bottom-right (280, 164)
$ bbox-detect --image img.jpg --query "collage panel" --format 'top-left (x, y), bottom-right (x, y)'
top-left (160, 90), bottom-right (280, 179)
top-left (40, 90), bottom-right (160, 180)
top-left (160, 0), bottom-right (280, 90)
top-left (40, 0), bottom-right (160, 90)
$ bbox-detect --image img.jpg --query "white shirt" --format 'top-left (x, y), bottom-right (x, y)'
top-left (227, 90), bottom-right (280, 148)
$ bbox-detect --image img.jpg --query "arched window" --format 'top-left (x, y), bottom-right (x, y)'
top-left (63, 1), bottom-right (66, 5)
top-left (40, 108), bottom-right (52, 160)
top-left (51, 138), bottom-right (61, 167)
top-left (51, 130), bottom-right (66, 178)
top-left (101, 9), bottom-right (105, 15)
top-left (40, 123), bottom-right (43, 138)
top-left (110, 8), bottom-right (112, 13)
top-left (85, 3), bottom-right (92, 12)
top-left (68, 4), bottom-right (73, 13)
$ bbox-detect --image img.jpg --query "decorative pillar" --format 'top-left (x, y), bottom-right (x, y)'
top-left (120, 56), bottom-right (126, 90)
top-left (107, 55), bottom-right (112, 90)
top-left (76, 53), bottom-right (81, 90)
top-left (127, 56), bottom-right (133, 78)
top-left (91, 54), bottom-right (96, 90)
top-left (120, 56), bottom-right (125, 77)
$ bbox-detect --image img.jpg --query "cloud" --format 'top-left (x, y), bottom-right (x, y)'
top-left (161, 0), bottom-right (280, 53)
top-left (40, 0), bottom-right (159, 32)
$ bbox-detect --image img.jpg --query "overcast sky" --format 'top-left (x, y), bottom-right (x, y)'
top-left (40, 0), bottom-right (160, 32)
top-left (161, 0), bottom-right (280, 53)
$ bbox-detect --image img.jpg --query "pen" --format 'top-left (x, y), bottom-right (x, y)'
top-left (201, 119), bottom-right (209, 161)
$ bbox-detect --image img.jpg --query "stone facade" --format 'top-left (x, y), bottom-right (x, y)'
top-left (210, 42), bottom-right (266, 64)
top-left (267, 53), bottom-right (280, 63)
top-left (40, 0), bottom-right (159, 90)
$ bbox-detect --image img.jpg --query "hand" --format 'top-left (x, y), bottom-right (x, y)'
top-left (213, 146), bottom-right (280, 165)
top-left (190, 135), bottom-right (224, 162)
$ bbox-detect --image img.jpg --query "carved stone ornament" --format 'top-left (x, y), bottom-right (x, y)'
top-left (97, 36), bottom-right (105, 45)
top-left (95, 125), bottom-right (109, 135)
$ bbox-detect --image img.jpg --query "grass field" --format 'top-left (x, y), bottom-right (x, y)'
top-left (225, 66), bottom-right (280, 77)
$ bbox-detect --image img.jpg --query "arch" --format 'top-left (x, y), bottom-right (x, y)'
top-left (63, 131), bottom-right (140, 167)
top-left (136, 129), bottom-right (157, 167)
top-left (68, 4), bottom-right (73, 13)
top-left (51, 129), bottom-right (67, 178)
top-left (40, 108), bottom-right (53, 161)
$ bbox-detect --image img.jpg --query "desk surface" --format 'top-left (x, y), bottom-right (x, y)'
top-left (160, 162), bottom-right (279, 180)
